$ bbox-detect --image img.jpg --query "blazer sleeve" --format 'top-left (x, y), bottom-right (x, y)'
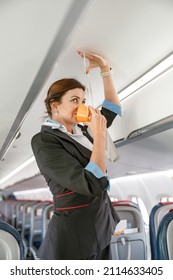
top-left (101, 99), bottom-right (122, 128)
top-left (31, 132), bottom-right (109, 197)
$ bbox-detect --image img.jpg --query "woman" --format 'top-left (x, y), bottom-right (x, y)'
top-left (31, 51), bottom-right (121, 260)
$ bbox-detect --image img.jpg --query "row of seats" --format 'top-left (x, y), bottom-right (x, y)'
top-left (149, 202), bottom-right (173, 260)
top-left (1, 198), bottom-right (173, 260)
top-left (0, 198), bottom-right (147, 260)
top-left (0, 199), bottom-right (53, 259)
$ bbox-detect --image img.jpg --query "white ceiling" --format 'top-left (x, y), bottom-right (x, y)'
top-left (0, 0), bottom-right (173, 191)
top-left (0, 0), bottom-right (75, 145)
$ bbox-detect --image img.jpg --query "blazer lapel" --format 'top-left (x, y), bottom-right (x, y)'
top-left (41, 125), bottom-right (92, 160)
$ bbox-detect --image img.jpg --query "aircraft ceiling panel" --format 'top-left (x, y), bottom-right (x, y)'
top-left (56, 0), bottom-right (173, 90)
top-left (0, 0), bottom-right (75, 147)
top-left (1, 0), bottom-right (173, 190)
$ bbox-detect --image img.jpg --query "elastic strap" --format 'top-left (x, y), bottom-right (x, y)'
top-left (83, 52), bottom-right (93, 106)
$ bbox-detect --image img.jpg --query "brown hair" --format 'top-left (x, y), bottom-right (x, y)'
top-left (45, 78), bottom-right (85, 117)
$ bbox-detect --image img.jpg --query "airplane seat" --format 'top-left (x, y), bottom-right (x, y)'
top-left (0, 200), bottom-right (13, 224)
top-left (21, 201), bottom-right (38, 241)
top-left (149, 203), bottom-right (162, 260)
top-left (156, 210), bottom-right (173, 260)
top-left (10, 200), bottom-right (19, 227)
top-left (20, 201), bottom-right (38, 258)
top-left (110, 201), bottom-right (147, 260)
top-left (28, 202), bottom-right (51, 259)
top-left (0, 201), bottom-right (6, 220)
top-left (167, 219), bottom-right (173, 260)
top-left (15, 201), bottom-right (29, 234)
top-left (41, 203), bottom-right (54, 240)
top-left (154, 202), bottom-right (173, 232)
top-left (0, 220), bottom-right (25, 260)
top-left (4, 199), bottom-right (23, 227)
top-left (149, 202), bottom-right (173, 259)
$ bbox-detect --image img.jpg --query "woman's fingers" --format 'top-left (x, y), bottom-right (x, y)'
top-left (77, 50), bottom-right (108, 73)
top-left (89, 106), bottom-right (100, 116)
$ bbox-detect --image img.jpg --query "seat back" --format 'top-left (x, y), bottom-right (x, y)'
top-left (110, 201), bottom-right (147, 260)
top-left (167, 219), bottom-right (173, 260)
top-left (156, 211), bottom-right (173, 260)
top-left (0, 220), bottom-right (25, 259)
top-left (28, 202), bottom-right (51, 259)
top-left (21, 201), bottom-right (38, 241)
top-left (149, 202), bottom-right (173, 259)
top-left (154, 203), bottom-right (173, 233)
top-left (42, 203), bottom-right (54, 239)
top-left (149, 203), bottom-right (162, 259)
top-left (0, 230), bottom-right (20, 259)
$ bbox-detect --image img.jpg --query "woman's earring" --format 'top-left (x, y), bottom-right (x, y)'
top-left (54, 111), bottom-right (59, 115)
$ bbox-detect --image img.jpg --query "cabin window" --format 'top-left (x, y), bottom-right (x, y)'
top-left (160, 197), bottom-right (168, 202)
top-left (130, 196), bottom-right (149, 225)
top-left (160, 196), bottom-right (173, 203)
top-left (110, 196), bottom-right (118, 202)
top-left (14, 188), bottom-right (53, 201)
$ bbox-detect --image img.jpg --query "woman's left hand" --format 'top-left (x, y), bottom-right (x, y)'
top-left (77, 50), bottom-right (110, 74)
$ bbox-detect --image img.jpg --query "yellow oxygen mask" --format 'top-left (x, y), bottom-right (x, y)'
top-left (76, 104), bottom-right (92, 123)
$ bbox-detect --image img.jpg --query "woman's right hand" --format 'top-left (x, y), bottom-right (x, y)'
top-left (87, 107), bottom-right (107, 173)
top-left (77, 50), bottom-right (110, 74)
top-left (86, 107), bottom-right (107, 139)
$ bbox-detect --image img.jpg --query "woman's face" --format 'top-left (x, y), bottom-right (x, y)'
top-left (51, 88), bottom-right (86, 129)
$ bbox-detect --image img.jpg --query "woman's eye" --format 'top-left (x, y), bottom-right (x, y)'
top-left (71, 98), bottom-right (78, 103)
top-left (71, 98), bottom-right (85, 104)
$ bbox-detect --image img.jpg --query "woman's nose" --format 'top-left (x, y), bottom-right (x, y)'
top-left (77, 102), bottom-right (84, 108)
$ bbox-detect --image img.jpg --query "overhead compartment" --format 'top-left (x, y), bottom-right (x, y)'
top-left (109, 67), bottom-right (173, 145)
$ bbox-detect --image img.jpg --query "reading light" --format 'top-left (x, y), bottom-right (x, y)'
top-left (119, 52), bottom-right (173, 101)
top-left (0, 156), bottom-right (35, 185)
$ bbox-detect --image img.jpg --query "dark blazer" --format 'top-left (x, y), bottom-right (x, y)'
top-left (31, 107), bottom-right (120, 259)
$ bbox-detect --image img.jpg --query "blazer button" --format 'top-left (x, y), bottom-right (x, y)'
top-left (104, 199), bottom-right (108, 203)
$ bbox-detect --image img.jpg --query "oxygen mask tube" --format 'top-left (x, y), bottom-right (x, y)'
top-left (83, 52), bottom-right (119, 162)
top-left (83, 52), bottom-right (93, 107)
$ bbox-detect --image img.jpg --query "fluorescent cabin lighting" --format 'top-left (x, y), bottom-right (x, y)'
top-left (14, 188), bottom-right (48, 196)
top-left (110, 169), bottom-right (173, 183)
top-left (119, 53), bottom-right (173, 101)
top-left (0, 156), bottom-right (35, 185)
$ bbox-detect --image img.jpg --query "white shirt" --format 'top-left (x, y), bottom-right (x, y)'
top-left (43, 119), bottom-right (119, 162)
top-left (43, 120), bottom-right (93, 151)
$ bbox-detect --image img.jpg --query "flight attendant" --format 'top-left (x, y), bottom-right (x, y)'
top-left (31, 51), bottom-right (121, 259)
